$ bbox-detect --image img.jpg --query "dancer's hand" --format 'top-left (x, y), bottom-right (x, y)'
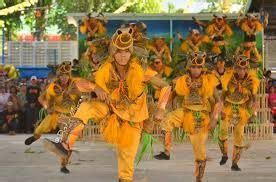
top-left (94, 86), bottom-right (109, 101)
top-left (154, 108), bottom-right (165, 121)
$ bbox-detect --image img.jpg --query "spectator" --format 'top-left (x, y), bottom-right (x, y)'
top-left (24, 98), bottom-right (40, 133)
top-left (26, 76), bottom-right (41, 103)
top-left (9, 85), bottom-right (21, 111)
top-left (0, 85), bottom-right (10, 130)
top-left (18, 83), bottom-right (27, 108)
top-left (3, 101), bottom-right (19, 135)
top-left (24, 76), bottom-right (41, 133)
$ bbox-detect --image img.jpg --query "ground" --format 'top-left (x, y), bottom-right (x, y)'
top-left (0, 134), bottom-right (275, 182)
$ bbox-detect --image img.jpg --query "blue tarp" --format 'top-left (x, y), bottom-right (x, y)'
top-left (18, 67), bottom-right (52, 78)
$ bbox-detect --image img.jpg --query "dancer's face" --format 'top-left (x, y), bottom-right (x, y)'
top-left (59, 74), bottom-right (70, 85)
top-left (190, 66), bottom-right (202, 78)
top-left (236, 67), bottom-right (248, 79)
top-left (153, 58), bottom-right (163, 71)
top-left (114, 50), bottom-right (131, 66)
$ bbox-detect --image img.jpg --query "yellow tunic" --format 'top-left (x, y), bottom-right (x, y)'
top-left (147, 44), bottom-right (172, 63)
top-left (44, 78), bottom-right (81, 114)
top-left (219, 70), bottom-right (260, 146)
top-left (95, 57), bottom-right (148, 123)
top-left (34, 78), bottom-right (81, 137)
top-left (180, 35), bottom-right (210, 53)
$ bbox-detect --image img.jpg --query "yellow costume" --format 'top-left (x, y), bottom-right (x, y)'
top-left (147, 38), bottom-right (172, 64)
top-left (205, 15), bottom-right (233, 55)
top-left (43, 27), bottom-right (159, 181)
top-left (160, 52), bottom-right (219, 182)
top-left (80, 15), bottom-right (107, 40)
top-left (179, 29), bottom-right (210, 53)
top-left (34, 78), bottom-right (80, 138)
top-left (25, 62), bottom-right (80, 142)
top-left (218, 55), bottom-right (260, 170)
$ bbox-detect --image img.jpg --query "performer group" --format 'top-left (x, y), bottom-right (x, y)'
top-left (24, 12), bottom-right (267, 182)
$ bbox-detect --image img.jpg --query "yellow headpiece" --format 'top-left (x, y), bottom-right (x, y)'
top-left (110, 27), bottom-right (133, 54)
top-left (56, 61), bottom-right (72, 76)
top-left (186, 51), bottom-right (206, 68)
top-left (234, 55), bottom-right (250, 68)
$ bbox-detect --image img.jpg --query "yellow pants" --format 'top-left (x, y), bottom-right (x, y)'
top-left (34, 112), bottom-right (59, 138)
top-left (161, 108), bottom-right (209, 160)
top-left (219, 105), bottom-right (250, 147)
top-left (117, 122), bottom-right (142, 181)
top-left (67, 101), bottom-right (142, 180)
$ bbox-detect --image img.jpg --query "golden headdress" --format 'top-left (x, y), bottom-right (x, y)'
top-left (186, 51), bottom-right (206, 68)
top-left (234, 55), bottom-right (250, 68)
top-left (110, 27), bottom-right (134, 55)
top-left (56, 61), bottom-right (72, 76)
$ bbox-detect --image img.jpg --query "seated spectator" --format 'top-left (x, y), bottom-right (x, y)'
top-left (9, 85), bottom-right (21, 111)
top-left (18, 83), bottom-right (27, 108)
top-left (0, 85), bottom-right (10, 131)
top-left (3, 101), bottom-right (18, 135)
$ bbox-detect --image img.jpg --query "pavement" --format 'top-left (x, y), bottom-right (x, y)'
top-left (0, 134), bottom-right (275, 182)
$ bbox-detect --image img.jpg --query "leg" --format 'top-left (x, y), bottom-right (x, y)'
top-left (117, 122), bottom-right (141, 182)
top-left (218, 106), bottom-right (232, 165)
top-left (43, 101), bottom-right (109, 172)
top-left (218, 119), bottom-right (230, 165)
top-left (190, 131), bottom-right (208, 182)
top-left (231, 122), bottom-right (246, 171)
top-left (231, 107), bottom-right (249, 171)
top-left (154, 108), bottom-right (184, 160)
top-left (25, 113), bottom-right (59, 145)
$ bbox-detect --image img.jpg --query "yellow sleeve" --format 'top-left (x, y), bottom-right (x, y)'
top-left (144, 67), bottom-right (158, 81)
top-left (249, 70), bottom-right (260, 95)
top-left (225, 24), bottom-right (233, 37)
top-left (206, 24), bottom-right (215, 35)
top-left (221, 70), bottom-right (234, 91)
top-left (241, 22), bottom-right (251, 33)
top-left (127, 58), bottom-right (145, 99)
top-left (95, 62), bottom-right (111, 93)
top-left (205, 74), bottom-right (219, 97)
top-left (201, 35), bottom-right (210, 43)
top-left (254, 21), bottom-right (263, 33)
top-left (175, 76), bottom-right (187, 96)
top-left (180, 41), bottom-right (189, 53)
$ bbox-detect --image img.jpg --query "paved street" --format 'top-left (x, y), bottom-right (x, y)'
top-left (0, 134), bottom-right (275, 182)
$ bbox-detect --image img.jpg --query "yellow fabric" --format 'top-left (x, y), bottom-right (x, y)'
top-left (206, 23), bottom-right (233, 37)
top-left (147, 44), bottom-right (171, 63)
top-left (101, 114), bottom-right (120, 145)
top-left (44, 78), bottom-right (80, 114)
top-left (241, 20), bottom-right (263, 35)
top-left (175, 74), bottom-right (218, 109)
top-left (212, 45), bottom-right (222, 55)
top-left (117, 121), bottom-right (142, 181)
top-left (189, 132), bottom-right (208, 161)
top-left (161, 108), bottom-right (210, 134)
top-left (180, 35), bottom-right (210, 53)
top-left (221, 70), bottom-right (260, 98)
top-left (67, 123), bottom-right (84, 149)
top-left (34, 112), bottom-right (59, 138)
top-left (95, 57), bottom-right (148, 123)
top-left (219, 104), bottom-right (250, 147)
top-left (74, 101), bottom-right (109, 124)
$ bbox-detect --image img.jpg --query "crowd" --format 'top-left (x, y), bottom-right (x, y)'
top-left (0, 76), bottom-right (49, 135)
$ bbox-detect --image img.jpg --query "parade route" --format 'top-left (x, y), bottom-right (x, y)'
top-left (0, 134), bottom-right (275, 182)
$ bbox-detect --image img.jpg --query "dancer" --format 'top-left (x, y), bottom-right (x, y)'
top-left (24, 61), bottom-right (81, 173)
top-left (218, 55), bottom-right (260, 171)
top-left (43, 27), bottom-right (167, 181)
top-left (155, 51), bottom-right (221, 182)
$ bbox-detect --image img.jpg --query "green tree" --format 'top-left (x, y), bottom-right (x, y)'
top-left (0, 0), bottom-right (25, 40)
